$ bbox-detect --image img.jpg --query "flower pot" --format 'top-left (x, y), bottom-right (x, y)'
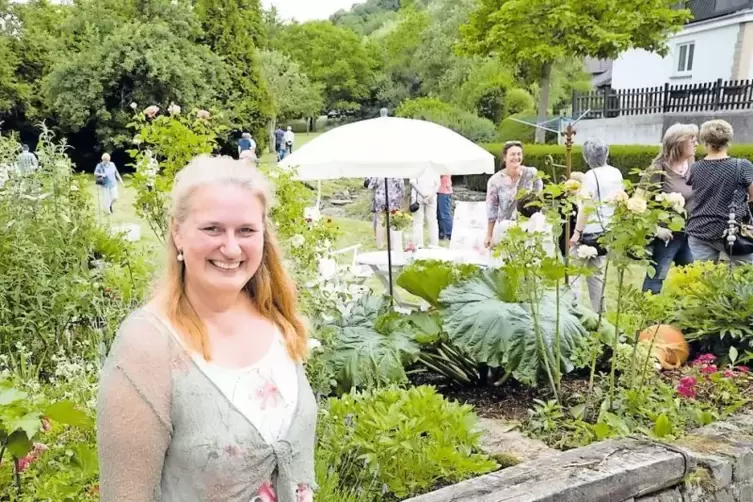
top-left (389, 230), bottom-right (404, 253)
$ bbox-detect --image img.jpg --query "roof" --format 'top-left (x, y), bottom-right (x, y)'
top-left (687, 0), bottom-right (753, 24)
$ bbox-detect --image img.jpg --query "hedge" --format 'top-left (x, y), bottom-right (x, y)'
top-left (461, 144), bottom-right (753, 192)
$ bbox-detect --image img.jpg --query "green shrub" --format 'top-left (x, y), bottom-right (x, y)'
top-left (396, 97), bottom-right (496, 143)
top-left (504, 88), bottom-right (535, 116)
top-left (497, 113), bottom-right (536, 143)
top-left (461, 144), bottom-right (753, 192)
top-left (317, 385), bottom-right (497, 500)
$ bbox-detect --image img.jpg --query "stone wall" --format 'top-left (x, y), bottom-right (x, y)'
top-left (572, 110), bottom-right (753, 146)
top-left (404, 412), bottom-right (753, 502)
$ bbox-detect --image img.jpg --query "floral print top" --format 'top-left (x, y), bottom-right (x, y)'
top-left (97, 309), bottom-right (317, 502)
top-left (486, 167), bottom-right (543, 223)
top-left (366, 177), bottom-right (404, 212)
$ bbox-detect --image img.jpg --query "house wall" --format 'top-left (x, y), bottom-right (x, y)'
top-left (612, 12), bottom-right (753, 89)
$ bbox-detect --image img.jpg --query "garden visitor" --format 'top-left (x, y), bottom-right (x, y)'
top-left (686, 119), bottom-right (753, 264)
top-left (97, 155), bottom-right (316, 502)
top-left (484, 140), bottom-right (543, 248)
top-left (409, 168), bottom-right (441, 248)
top-left (366, 176), bottom-right (404, 248)
top-left (274, 126), bottom-right (285, 161)
top-left (437, 175), bottom-right (453, 240)
top-left (238, 132), bottom-right (256, 157)
top-left (94, 153), bottom-right (123, 215)
top-left (16, 144), bottom-right (39, 175)
top-left (284, 126), bottom-right (295, 155)
top-left (639, 123), bottom-right (698, 293)
top-left (569, 137), bottom-right (624, 313)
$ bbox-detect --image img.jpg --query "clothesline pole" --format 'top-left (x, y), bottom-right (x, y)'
top-left (384, 177), bottom-right (394, 301)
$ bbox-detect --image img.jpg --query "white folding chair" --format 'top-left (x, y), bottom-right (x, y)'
top-left (328, 244), bottom-right (373, 282)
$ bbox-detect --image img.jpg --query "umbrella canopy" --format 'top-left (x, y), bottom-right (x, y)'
top-left (279, 117), bottom-right (496, 181)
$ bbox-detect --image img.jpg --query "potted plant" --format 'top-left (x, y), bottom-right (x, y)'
top-left (383, 209), bottom-right (412, 252)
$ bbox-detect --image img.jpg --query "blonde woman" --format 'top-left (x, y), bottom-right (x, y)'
top-left (640, 123), bottom-right (698, 293)
top-left (687, 120), bottom-right (753, 264)
top-left (97, 156), bottom-right (316, 502)
top-left (94, 153), bottom-right (123, 214)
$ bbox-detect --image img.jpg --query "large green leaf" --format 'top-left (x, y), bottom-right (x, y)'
top-left (439, 269), bottom-right (588, 386)
top-left (45, 401), bottom-right (93, 428)
top-left (328, 325), bottom-right (420, 392)
top-left (396, 260), bottom-right (479, 307)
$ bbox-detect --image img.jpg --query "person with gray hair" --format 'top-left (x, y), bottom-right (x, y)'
top-left (569, 137), bottom-right (624, 313)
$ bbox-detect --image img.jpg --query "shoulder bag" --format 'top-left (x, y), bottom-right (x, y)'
top-left (579, 171), bottom-right (608, 256)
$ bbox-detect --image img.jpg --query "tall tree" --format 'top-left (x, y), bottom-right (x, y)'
top-left (195, 0), bottom-right (271, 141)
top-left (459, 0), bottom-right (691, 143)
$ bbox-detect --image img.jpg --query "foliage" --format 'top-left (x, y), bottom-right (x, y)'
top-left (127, 106), bottom-right (227, 240)
top-left (455, 58), bottom-right (515, 123)
top-left (317, 385), bottom-right (497, 499)
top-left (396, 97), bottom-right (496, 142)
top-left (505, 88), bottom-right (535, 117)
top-left (272, 21), bottom-right (379, 112)
top-left (438, 269), bottom-right (589, 387)
top-left (330, 0), bottom-right (401, 36)
top-left (323, 296), bottom-right (420, 392)
top-left (397, 260), bottom-right (479, 308)
top-left (382, 209), bottom-right (412, 231)
top-left (258, 49), bottom-right (324, 123)
top-left (460, 0), bottom-right (690, 142)
top-left (0, 130), bottom-right (150, 375)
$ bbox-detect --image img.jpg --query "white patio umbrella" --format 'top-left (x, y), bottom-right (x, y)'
top-left (279, 115), bottom-right (496, 298)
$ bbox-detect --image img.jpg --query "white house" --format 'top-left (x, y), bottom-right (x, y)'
top-left (612, 0), bottom-right (753, 89)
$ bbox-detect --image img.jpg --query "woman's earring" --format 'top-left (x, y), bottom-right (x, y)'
top-left (177, 251), bottom-right (184, 262)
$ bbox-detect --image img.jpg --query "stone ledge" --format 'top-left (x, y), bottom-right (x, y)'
top-left (404, 438), bottom-right (687, 502)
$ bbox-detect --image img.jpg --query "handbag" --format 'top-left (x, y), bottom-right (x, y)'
top-left (409, 182), bottom-right (423, 213)
top-left (578, 171), bottom-right (608, 256)
top-left (726, 159), bottom-right (753, 256)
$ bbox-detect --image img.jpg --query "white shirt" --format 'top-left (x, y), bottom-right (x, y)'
top-left (156, 313), bottom-right (299, 445)
top-left (411, 169), bottom-right (441, 203)
top-left (580, 165), bottom-right (624, 234)
top-left (284, 130), bottom-right (295, 145)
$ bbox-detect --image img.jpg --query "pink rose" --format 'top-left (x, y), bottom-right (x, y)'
top-left (197, 110), bottom-right (211, 119)
top-left (143, 105), bottom-right (160, 118)
top-left (700, 365), bottom-right (718, 375)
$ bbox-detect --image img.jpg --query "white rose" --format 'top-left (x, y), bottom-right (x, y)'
top-left (526, 212), bottom-right (549, 234)
top-left (303, 206), bottom-right (321, 222)
top-left (667, 192), bottom-right (685, 212)
top-left (290, 234), bottom-right (305, 248)
top-left (609, 190), bottom-right (629, 204)
top-left (576, 245), bottom-right (598, 260)
top-left (307, 338), bottom-right (322, 352)
top-left (167, 103), bottom-right (181, 115)
top-left (569, 171), bottom-right (586, 182)
top-left (626, 196), bottom-right (647, 214)
top-left (564, 179), bottom-right (581, 192)
top-left (318, 257), bottom-right (337, 280)
top-left (129, 102), bottom-right (138, 110)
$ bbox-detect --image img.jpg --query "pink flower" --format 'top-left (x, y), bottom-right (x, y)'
top-left (700, 365), bottom-right (718, 375)
top-left (296, 484), bottom-right (314, 502)
top-left (256, 482), bottom-right (276, 502)
top-left (676, 384), bottom-right (696, 399)
top-left (255, 379), bottom-right (283, 410)
top-left (679, 376), bottom-right (697, 387)
top-left (724, 369), bottom-right (737, 378)
top-left (738, 366), bottom-right (750, 374)
top-left (197, 109), bottom-right (211, 119)
top-left (15, 443), bottom-right (48, 473)
top-left (693, 354), bottom-right (717, 366)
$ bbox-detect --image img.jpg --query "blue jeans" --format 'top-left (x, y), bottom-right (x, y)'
top-left (642, 232), bottom-right (693, 294)
top-left (437, 193), bottom-right (453, 239)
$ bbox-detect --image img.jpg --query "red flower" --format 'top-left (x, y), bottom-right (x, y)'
top-left (390, 209), bottom-right (397, 215)
top-left (676, 384), bottom-right (696, 399)
top-left (693, 353), bottom-right (717, 366)
top-left (679, 376), bottom-right (697, 387)
top-left (724, 369), bottom-right (737, 378)
top-left (738, 366), bottom-right (750, 374)
top-left (700, 365), bottom-right (718, 375)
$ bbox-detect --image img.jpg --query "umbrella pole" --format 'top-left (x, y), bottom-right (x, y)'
top-left (384, 178), bottom-right (394, 301)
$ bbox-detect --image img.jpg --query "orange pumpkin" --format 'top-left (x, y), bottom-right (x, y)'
top-left (638, 324), bottom-right (689, 370)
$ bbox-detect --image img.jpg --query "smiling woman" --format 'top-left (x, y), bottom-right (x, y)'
top-left (96, 155), bottom-right (316, 502)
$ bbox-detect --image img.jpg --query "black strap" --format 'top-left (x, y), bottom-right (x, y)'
top-left (592, 169), bottom-right (607, 233)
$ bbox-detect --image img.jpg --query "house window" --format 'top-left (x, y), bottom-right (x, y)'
top-left (676, 42), bottom-right (695, 73)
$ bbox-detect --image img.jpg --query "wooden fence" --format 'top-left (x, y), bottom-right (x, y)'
top-left (573, 79), bottom-right (753, 119)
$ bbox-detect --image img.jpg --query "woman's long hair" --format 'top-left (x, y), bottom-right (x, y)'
top-left (156, 155), bottom-right (308, 362)
top-left (651, 123), bottom-right (699, 172)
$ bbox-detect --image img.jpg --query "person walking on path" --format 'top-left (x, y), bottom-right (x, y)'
top-left (283, 127), bottom-right (295, 156)
top-left (94, 153), bottom-right (124, 215)
top-left (686, 119), bottom-right (753, 265)
top-left (639, 123), bottom-right (698, 293)
top-left (17, 144), bottom-right (39, 175)
top-left (238, 133), bottom-right (256, 157)
top-left (274, 127), bottom-right (285, 161)
top-left (437, 175), bottom-right (453, 240)
top-left (410, 168), bottom-right (441, 248)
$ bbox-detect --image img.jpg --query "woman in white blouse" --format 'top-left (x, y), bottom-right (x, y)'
top-left (97, 155), bottom-right (316, 501)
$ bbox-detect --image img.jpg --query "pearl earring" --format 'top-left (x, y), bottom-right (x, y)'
top-left (177, 251), bottom-right (184, 262)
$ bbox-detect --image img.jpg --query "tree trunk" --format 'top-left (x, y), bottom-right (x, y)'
top-left (268, 116), bottom-right (277, 154)
top-left (535, 61), bottom-right (553, 144)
